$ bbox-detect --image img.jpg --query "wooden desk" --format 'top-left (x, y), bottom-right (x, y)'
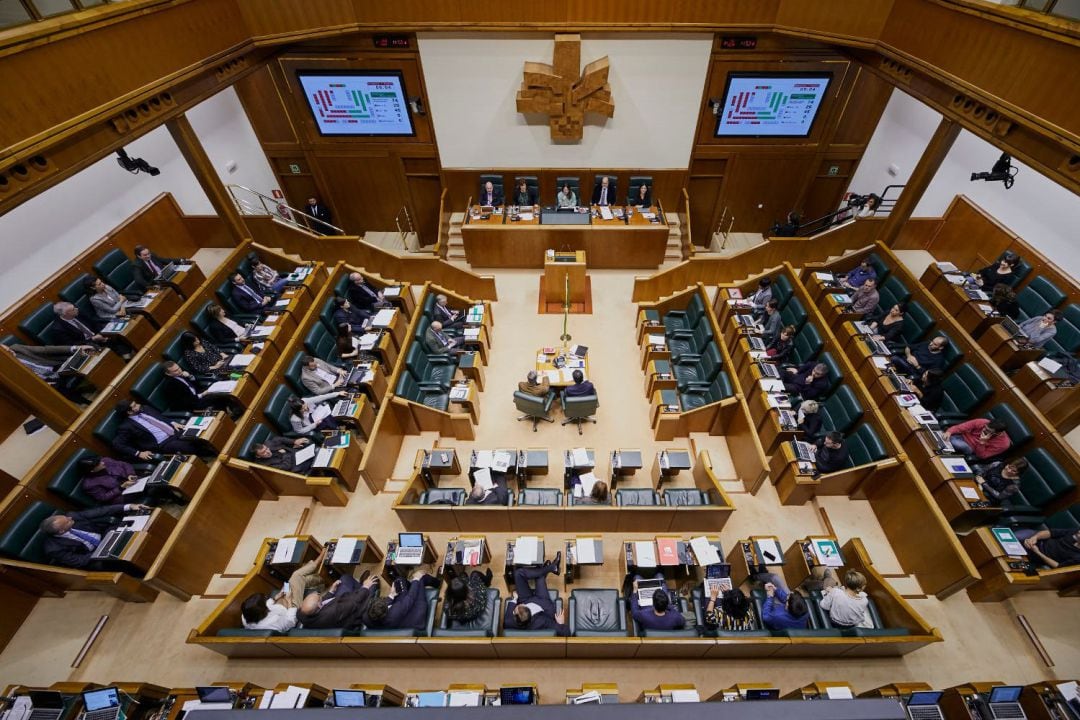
top-left (785, 681), bottom-right (855, 700)
top-left (371, 308), bottom-right (406, 352)
top-left (442, 535), bottom-right (491, 570)
top-left (650, 388), bottom-right (680, 440)
top-left (423, 448), bottom-right (461, 479)
top-left (644, 359), bottom-right (674, 397)
top-left (332, 393), bottom-right (377, 440)
top-left (448, 381), bottom-right (480, 424)
top-left (461, 204), bottom-right (668, 268)
top-left (115, 508), bottom-right (178, 573)
top-left (932, 478), bottom-right (1000, 533)
top-left (785, 536), bottom-right (844, 589)
top-left (519, 449), bottom-right (549, 478)
top-left (383, 535), bottom-right (438, 580)
top-left (380, 283), bottom-right (415, 319)
top-left (979, 324), bottom-right (1044, 371)
top-left (1014, 360), bottom-right (1080, 433)
top-left (713, 287), bottom-right (755, 328)
top-left (184, 411), bottom-right (235, 454)
top-left (543, 251), bottom-right (587, 304)
top-left (727, 536), bottom-right (785, 588)
top-left (456, 351), bottom-right (485, 391)
top-left (461, 325), bottom-right (490, 365)
top-left (650, 448), bottom-right (692, 490)
top-left (103, 314), bottom-right (154, 350)
top-left (639, 334), bottom-right (670, 371)
top-left (325, 534), bottom-right (385, 575)
top-left (75, 347), bottom-right (126, 392)
top-left (636, 309), bottom-right (664, 344)
top-left (352, 360), bottom-right (388, 407)
top-left (609, 448), bottom-right (643, 488)
top-left (129, 288), bottom-right (182, 330)
top-left (535, 346), bottom-right (589, 387)
top-left (961, 527), bottom-right (1040, 602)
top-left (160, 263), bottom-right (206, 300)
top-left (151, 455), bottom-right (207, 501)
top-left (564, 535), bottom-right (604, 585)
top-left (358, 330), bottom-right (397, 370)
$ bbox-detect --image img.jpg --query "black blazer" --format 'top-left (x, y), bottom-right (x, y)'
top-left (591, 182), bottom-right (618, 205)
top-left (478, 188), bottom-right (503, 207)
top-left (51, 316), bottom-right (103, 345)
top-left (206, 317), bottom-right (241, 345)
top-left (230, 284), bottom-right (266, 313)
top-left (43, 503), bottom-right (127, 569)
top-left (799, 412), bottom-right (824, 441)
top-left (161, 375), bottom-right (211, 413)
top-left (298, 587), bottom-right (372, 630)
top-left (113, 406), bottom-right (175, 459)
top-left (504, 591), bottom-right (570, 636)
top-left (628, 189), bottom-right (651, 207)
top-left (511, 187), bottom-right (537, 206)
top-left (815, 439), bottom-right (850, 474)
top-left (347, 281), bottom-right (381, 314)
top-left (364, 578), bottom-right (429, 631)
top-left (466, 476), bottom-right (510, 506)
top-left (132, 254), bottom-right (178, 290)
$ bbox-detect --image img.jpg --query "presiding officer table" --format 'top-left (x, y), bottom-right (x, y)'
top-left (461, 204), bottom-right (669, 268)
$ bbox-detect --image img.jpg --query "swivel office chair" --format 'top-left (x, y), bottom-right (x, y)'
top-left (561, 393), bottom-right (598, 434)
top-left (515, 390), bottom-right (555, 431)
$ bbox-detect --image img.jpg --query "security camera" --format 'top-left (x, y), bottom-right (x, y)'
top-left (970, 152), bottom-right (1016, 189)
top-left (116, 148), bottom-right (160, 176)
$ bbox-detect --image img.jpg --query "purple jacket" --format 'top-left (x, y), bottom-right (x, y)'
top-left (81, 457), bottom-right (136, 504)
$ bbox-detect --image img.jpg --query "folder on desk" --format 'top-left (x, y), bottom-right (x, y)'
top-left (755, 538), bottom-right (783, 565)
top-left (331, 537), bottom-right (361, 565)
top-left (634, 541), bottom-right (657, 567)
top-left (689, 536), bottom-right (721, 565)
top-left (358, 332), bottom-right (379, 350)
top-left (571, 447), bottom-right (590, 467)
top-left (294, 443), bottom-right (317, 465)
top-left (811, 538), bottom-right (843, 566)
top-left (514, 536), bottom-right (541, 565)
top-left (272, 537), bottom-right (298, 564)
top-left (575, 538), bottom-right (601, 564)
top-left (372, 309), bottom-right (396, 326)
top-left (992, 527), bottom-right (1026, 557)
top-left (960, 485), bottom-right (980, 500)
top-left (228, 353), bottom-right (255, 368)
top-left (657, 538), bottom-right (680, 566)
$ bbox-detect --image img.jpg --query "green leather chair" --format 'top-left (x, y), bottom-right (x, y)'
top-left (215, 279), bottom-right (261, 323)
top-left (216, 628), bottom-right (282, 637)
top-left (58, 274), bottom-right (93, 304)
top-left (866, 253), bottom-right (890, 286)
top-left (693, 587), bottom-right (773, 638)
top-left (616, 488), bottom-right (660, 506)
top-left (780, 296), bottom-right (808, 330)
top-left (94, 249), bottom-right (143, 297)
top-left (817, 352), bottom-right (843, 395)
top-left (569, 589), bottom-right (627, 637)
top-left (404, 343), bottom-right (456, 388)
top-left (663, 489), bottom-right (711, 506)
top-left (846, 424), bottom-right (888, 467)
top-left (627, 175), bottom-right (653, 204)
top-left (772, 274), bottom-right (794, 308)
top-left (190, 302), bottom-right (238, 352)
top-left (395, 370), bottom-right (450, 410)
top-left (790, 323), bottom-right (823, 365)
top-left (419, 488), bottom-right (466, 505)
top-left (818, 385), bottom-right (864, 435)
top-left (46, 448), bottom-right (99, 508)
top-left (935, 332), bottom-right (964, 372)
top-left (283, 351), bottom-right (308, 397)
top-left (662, 293), bottom-right (704, 334)
top-left (555, 176), bottom-right (581, 203)
top-left (899, 301), bottom-right (935, 347)
top-left (668, 320), bottom-right (713, 360)
top-left (0, 501), bottom-right (55, 564)
top-left (560, 393), bottom-right (598, 434)
top-left (478, 174), bottom-right (505, 203)
top-left (512, 176), bottom-right (540, 204)
top-left (672, 343), bottom-right (722, 390)
top-left (304, 323), bottom-right (343, 365)
top-left (515, 390), bottom-right (556, 431)
top-left (1044, 303), bottom-right (1079, 355)
top-left (361, 587), bottom-right (440, 637)
top-left (996, 252), bottom-right (1031, 287)
top-left (263, 385), bottom-right (318, 441)
top-left (877, 275), bottom-right (911, 310)
top-left (1005, 448), bottom-right (1076, 512)
top-left (747, 588), bottom-right (834, 638)
top-left (18, 302), bottom-right (62, 345)
top-left (986, 403), bottom-right (1034, 448)
top-left (319, 298), bottom-right (338, 335)
top-left (631, 595), bottom-right (699, 637)
top-left (815, 591), bottom-right (909, 637)
top-left (1016, 276), bottom-right (1066, 321)
top-left (92, 409), bottom-right (127, 455)
top-left (502, 590), bottom-right (564, 637)
top-left (519, 488), bottom-right (562, 506)
top-left (436, 587), bottom-right (500, 637)
top-left (678, 372), bottom-right (733, 409)
top-left (130, 364), bottom-right (188, 418)
top-left (937, 364), bottom-right (993, 422)
top-left (1046, 505), bottom-right (1080, 531)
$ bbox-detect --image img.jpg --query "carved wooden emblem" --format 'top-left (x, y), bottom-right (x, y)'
top-left (516, 34), bottom-right (614, 141)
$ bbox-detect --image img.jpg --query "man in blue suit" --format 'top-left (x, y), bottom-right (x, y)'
top-left (363, 569), bottom-right (440, 632)
top-left (504, 553), bottom-right (569, 635)
top-left (229, 273), bottom-right (271, 313)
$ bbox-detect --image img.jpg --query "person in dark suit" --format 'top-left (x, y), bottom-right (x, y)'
top-left (563, 369), bottom-right (596, 397)
top-left (432, 294), bottom-right (465, 329)
top-left (205, 303), bottom-right (249, 346)
top-left (230, 273), bottom-right (271, 313)
top-left (1, 342), bottom-right (95, 403)
top-left (511, 179), bottom-right (537, 207)
top-left (112, 399), bottom-right (208, 461)
top-left (298, 572), bottom-right (380, 630)
top-left (629, 183), bottom-right (651, 207)
top-left (160, 361), bottom-right (238, 415)
top-left (51, 302), bottom-right (132, 360)
top-left (39, 502), bottom-right (149, 569)
top-left (305, 197), bottom-right (337, 235)
top-left (504, 554), bottom-right (569, 636)
top-left (479, 181), bottom-right (503, 208)
top-left (332, 297), bottom-right (369, 334)
top-left (796, 399), bottom-right (824, 442)
top-left (465, 472), bottom-right (510, 505)
top-left (591, 176), bottom-right (616, 206)
top-left (363, 569), bottom-right (441, 632)
top-left (814, 431), bottom-right (850, 474)
top-left (346, 272), bottom-right (387, 317)
top-left (132, 245), bottom-right (182, 291)
top-left (252, 436), bottom-right (315, 474)
top-left (783, 361), bottom-right (830, 400)
top-left (423, 321), bottom-right (461, 354)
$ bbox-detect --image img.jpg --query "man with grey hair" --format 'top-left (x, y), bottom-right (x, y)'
top-left (432, 293), bottom-right (465, 329)
top-left (50, 301), bottom-right (133, 359)
top-left (345, 272), bottom-right (387, 318)
top-left (518, 370), bottom-right (550, 397)
top-left (783, 361), bottom-right (831, 400)
top-left (40, 502), bottom-right (149, 569)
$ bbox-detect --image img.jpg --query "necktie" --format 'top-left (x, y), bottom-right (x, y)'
top-left (69, 528), bottom-right (101, 551)
top-left (181, 378), bottom-right (197, 395)
top-left (600, 187), bottom-right (607, 205)
top-left (242, 285), bottom-right (261, 301)
top-left (70, 319), bottom-right (94, 340)
top-left (139, 412), bottom-right (174, 438)
top-left (147, 258), bottom-right (160, 275)
top-left (436, 331), bottom-right (447, 346)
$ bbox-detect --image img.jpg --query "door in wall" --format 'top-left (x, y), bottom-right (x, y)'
top-left (719, 154), bottom-right (816, 234)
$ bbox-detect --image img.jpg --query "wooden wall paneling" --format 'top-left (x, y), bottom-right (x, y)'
top-left (891, 217), bottom-right (943, 252)
top-left (0, 341), bottom-right (81, 432)
top-left (401, 155), bottom-right (442, 246)
top-left (720, 151), bottom-right (818, 233)
top-left (315, 151), bottom-right (408, 232)
top-left (0, 578), bottom-right (39, 653)
top-left (233, 63), bottom-right (300, 145)
top-left (921, 194), bottom-right (1017, 269)
top-left (829, 64), bottom-right (894, 147)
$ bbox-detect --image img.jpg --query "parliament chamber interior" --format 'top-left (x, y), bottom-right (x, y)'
top-left (0, 2), bottom-right (1079, 719)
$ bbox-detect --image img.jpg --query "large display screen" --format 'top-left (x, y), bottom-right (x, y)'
top-left (714, 73), bottom-right (831, 137)
top-left (296, 70), bottom-right (415, 137)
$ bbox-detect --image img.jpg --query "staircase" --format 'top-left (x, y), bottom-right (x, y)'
top-left (445, 212), bottom-right (684, 269)
top-left (703, 231), bottom-right (766, 256)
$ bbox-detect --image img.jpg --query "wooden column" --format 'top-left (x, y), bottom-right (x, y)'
top-left (879, 117), bottom-right (960, 246)
top-left (166, 114), bottom-right (251, 245)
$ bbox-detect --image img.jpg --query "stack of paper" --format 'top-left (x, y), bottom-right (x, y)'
top-left (314, 448), bottom-right (334, 467)
top-left (294, 443), bottom-right (317, 465)
top-left (473, 450), bottom-right (494, 468)
top-left (331, 537), bottom-right (360, 565)
top-left (205, 380), bottom-right (237, 395)
top-left (1038, 357), bottom-right (1063, 373)
top-left (514, 536), bottom-right (541, 565)
top-left (670, 689), bottom-right (700, 703)
top-left (647, 334), bottom-right (666, 346)
top-left (634, 540), bottom-right (657, 567)
top-left (825, 687), bottom-right (853, 700)
top-left (492, 451), bottom-right (513, 472)
top-left (447, 692), bottom-right (480, 707)
top-left (689, 536), bottom-right (721, 565)
top-left (358, 333), bottom-right (379, 350)
top-left (450, 386), bottom-right (470, 401)
top-left (571, 447), bottom-right (591, 467)
top-left (122, 476), bottom-right (150, 495)
top-left (272, 537), bottom-right (297, 564)
top-left (575, 538), bottom-right (601, 564)
top-left (228, 354), bottom-right (255, 367)
top-left (960, 485), bottom-right (980, 500)
top-left (383, 286), bottom-right (402, 297)
top-left (372, 308), bottom-right (396, 326)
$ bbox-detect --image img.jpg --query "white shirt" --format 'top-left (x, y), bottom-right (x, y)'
top-left (243, 598), bottom-right (298, 633)
top-left (818, 588), bottom-right (871, 628)
top-left (221, 317), bottom-right (246, 337)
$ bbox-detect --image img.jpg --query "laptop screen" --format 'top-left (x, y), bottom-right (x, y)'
top-left (637, 579), bottom-right (664, 593)
top-left (195, 687), bottom-right (233, 704)
top-left (29, 692), bottom-right (65, 710)
top-left (908, 692), bottom-right (943, 706)
top-left (990, 686), bottom-right (1023, 703)
top-left (399, 533), bottom-right (423, 548)
top-left (500, 687), bottom-right (534, 705)
top-left (82, 689), bottom-right (119, 712)
top-left (745, 689), bottom-right (780, 701)
top-left (332, 690), bottom-right (366, 708)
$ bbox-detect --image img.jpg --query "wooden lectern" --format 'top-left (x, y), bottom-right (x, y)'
top-left (543, 250), bottom-right (587, 306)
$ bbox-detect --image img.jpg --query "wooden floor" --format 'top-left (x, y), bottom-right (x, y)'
top-left (0, 264), bottom-right (1077, 699)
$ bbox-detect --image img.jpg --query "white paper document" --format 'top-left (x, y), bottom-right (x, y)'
top-left (448, 692), bottom-right (481, 708)
top-left (514, 536), bottom-right (541, 565)
top-left (825, 687), bottom-right (853, 700)
top-left (755, 538), bottom-right (783, 565)
top-left (122, 514), bottom-right (150, 531)
top-left (331, 536), bottom-right (359, 565)
top-left (599, 206), bottom-right (613, 220)
top-left (372, 308), bottom-right (396, 326)
top-left (960, 486), bottom-right (980, 500)
top-left (185, 415), bottom-right (214, 430)
top-left (670, 689), bottom-right (700, 703)
top-left (473, 467), bottom-right (494, 491)
top-left (576, 539), bottom-right (599, 564)
top-left (294, 443), bottom-right (317, 465)
top-left (229, 353), bottom-right (255, 367)
top-left (250, 325), bottom-right (274, 338)
top-left (272, 537), bottom-right (297, 564)
top-left (181, 701), bottom-right (231, 713)
top-left (689, 536), bottom-right (721, 565)
top-left (759, 379), bottom-right (784, 393)
top-left (274, 299), bottom-right (290, 307)
top-left (269, 686), bottom-right (308, 709)
top-left (473, 450), bottom-right (494, 468)
top-left (449, 386), bottom-right (469, 401)
top-left (634, 540), bottom-right (657, 567)
top-left (647, 334), bottom-right (666, 346)
top-left (571, 447), bottom-right (591, 467)
top-left (492, 451), bottom-right (513, 473)
top-left (122, 476), bottom-right (149, 495)
top-left (382, 286), bottom-right (401, 297)
top-left (312, 404), bottom-right (332, 422)
top-left (1037, 357), bottom-right (1063, 374)
top-left (578, 471), bottom-right (598, 495)
top-left (358, 333), bottom-right (379, 350)
top-left (314, 448), bottom-right (334, 467)
top-left (205, 380), bottom-right (237, 394)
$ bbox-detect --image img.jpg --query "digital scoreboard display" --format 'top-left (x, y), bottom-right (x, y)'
top-left (714, 73), bottom-right (831, 138)
top-left (296, 70), bottom-right (415, 137)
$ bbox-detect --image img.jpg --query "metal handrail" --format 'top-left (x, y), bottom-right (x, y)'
top-left (790, 183), bottom-right (906, 238)
top-left (226, 184), bottom-right (345, 237)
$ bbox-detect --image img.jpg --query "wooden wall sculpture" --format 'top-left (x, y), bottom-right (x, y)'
top-left (516, 34), bottom-right (614, 142)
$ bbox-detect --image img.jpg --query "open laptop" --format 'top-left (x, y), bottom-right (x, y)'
top-left (866, 337), bottom-right (892, 356)
top-left (194, 687), bottom-right (235, 707)
top-left (747, 336), bottom-right (766, 351)
top-left (926, 429), bottom-right (955, 455)
top-left (986, 686), bottom-right (1026, 720)
top-left (80, 688), bottom-right (121, 720)
top-left (156, 263), bottom-right (177, 282)
top-left (58, 349), bottom-right (92, 375)
top-left (147, 456), bottom-right (183, 485)
top-left (885, 369), bottom-right (914, 393)
top-left (703, 563), bottom-right (733, 596)
top-left (635, 577), bottom-right (666, 606)
top-left (331, 396), bottom-right (355, 417)
top-left (89, 530), bottom-right (134, 560)
top-left (28, 691), bottom-right (66, 720)
top-left (500, 687), bottom-right (534, 706)
top-left (1000, 317), bottom-right (1025, 339)
top-left (905, 691), bottom-right (944, 720)
top-left (394, 532), bottom-right (425, 563)
top-left (758, 362), bottom-right (780, 378)
top-left (331, 690), bottom-right (366, 708)
top-left (793, 440), bottom-right (817, 463)
top-left (778, 409), bottom-right (798, 430)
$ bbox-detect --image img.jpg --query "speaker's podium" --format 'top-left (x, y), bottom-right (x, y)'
top-left (542, 250), bottom-right (590, 313)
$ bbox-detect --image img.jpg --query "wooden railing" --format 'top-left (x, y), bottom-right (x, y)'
top-left (680, 188), bottom-right (692, 260)
top-left (631, 218), bottom-right (885, 303)
top-left (433, 187), bottom-right (449, 260)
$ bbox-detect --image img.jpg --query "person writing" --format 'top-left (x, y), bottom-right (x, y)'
top-left (518, 370), bottom-right (550, 397)
top-left (556, 183), bottom-right (577, 209)
top-left (563, 369), bottom-right (596, 397)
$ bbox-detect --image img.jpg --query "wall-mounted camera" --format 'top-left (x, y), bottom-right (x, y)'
top-left (970, 152), bottom-right (1016, 189)
top-left (116, 148), bottom-right (160, 176)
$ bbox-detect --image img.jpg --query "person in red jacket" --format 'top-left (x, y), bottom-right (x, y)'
top-left (943, 418), bottom-right (1010, 461)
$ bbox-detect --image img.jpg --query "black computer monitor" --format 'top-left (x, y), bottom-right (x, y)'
top-left (195, 687), bottom-right (233, 705)
top-left (908, 691), bottom-right (943, 706)
top-left (500, 687), bottom-right (534, 705)
top-left (989, 686), bottom-right (1023, 703)
top-left (332, 690), bottom-right (367, 708)
top-left (745, 689), bottom-right (780, 701)
top-left (399, 532), bottom-right (423, 547)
